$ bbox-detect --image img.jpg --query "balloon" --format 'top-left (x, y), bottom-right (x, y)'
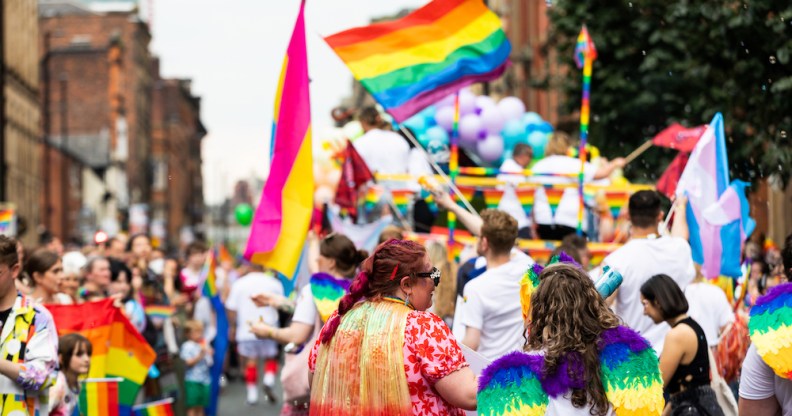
top-left (527, 131), bottom-right (549, 159)
top-left (502, 119), bottom-right (526, 150)
top-left (403, 113), bottom-right (427, 133)
top-left (477, 134), bottom-right (504, 162)
top-left (420, 106), bottom-right (437, 128)
top-left (459, 90), bottom-right (477, 115)
top-left (436, 94), bottom-right (456, 108)
top-left (498, 96), bottom-right (526, 122)
top-left (434, 106), bottom-right (456, 132)
top-left (416, 133), bottom-right (431, 148)
top-left (458, 114), bottom-right (483, 147)
top-left (480, 106), bottom-right (505, 135)
top-left (522, 112), bottom-right (543, 127)
top-left (475, 96), bottom-right (496, 114)
top-left (536, 121), bottom-right (554, 134)
top-left (426, 126), bottom-right (450, 146)
top-left (234, 203), bottom-right (254, 226)
top-left (427, 140), bottom-right (450, 163)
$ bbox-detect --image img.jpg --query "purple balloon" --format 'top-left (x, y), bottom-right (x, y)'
top-left (434, 106), bottom-right (455, 132)
top-left (480, 106), bottom-right (505, 135)
top-left (475, 96), bottom-right (496, 115)
top-left (498, 96), bottom-right (527, 122)
top-left (459, 114), bottom-right (482, 147)
top-left (477, 134), bottom-right (504, 162)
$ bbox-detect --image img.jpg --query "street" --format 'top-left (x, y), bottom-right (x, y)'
top-left (217, 378), bottom-right (285, 415)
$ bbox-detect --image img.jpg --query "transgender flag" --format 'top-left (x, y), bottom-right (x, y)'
top-left (676, 113), bottom-right (755, 278)
top-left (244, 0), bottom-right (313, 279)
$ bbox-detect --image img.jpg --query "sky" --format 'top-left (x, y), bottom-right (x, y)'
top-left (148, 0), bottom-right (425, 204)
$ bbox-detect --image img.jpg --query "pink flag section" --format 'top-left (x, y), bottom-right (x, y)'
top-left (244, 1), bottom-right (313, 279)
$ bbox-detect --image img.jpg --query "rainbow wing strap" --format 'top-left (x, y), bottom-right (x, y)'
top-left (749, 282), bottom-right (792, 379)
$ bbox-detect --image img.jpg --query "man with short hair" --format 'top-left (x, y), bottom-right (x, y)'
top-left (598, 190), bottom-right (696, 353)
top-left (83, 256), bottom-right (112, 299)
top-left (0, 235), bottom-right (58, 415)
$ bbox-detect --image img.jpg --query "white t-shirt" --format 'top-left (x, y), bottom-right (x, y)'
top-left (352, 129), bottom-right (410, 175)
top-left (599, 236), bottom-right (696, 354)
top-left (684, 282), bottom-right (734, 346)
top-left (497, 159), bottom-right (531, 229)
top-left (291, 284), bottom-right (319, 326)
top-left (459, 252), bottom-right (534, 360)
top-left (225, 272), bottom-right (283, 342)
top-left (739, 344), bottom-right (792, 415)
top-left (529, 155), bottom-right (598, 229)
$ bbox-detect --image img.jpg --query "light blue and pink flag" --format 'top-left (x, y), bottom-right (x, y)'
top-left (676, 113), bottom-right (755, 278)
top-left (244, 0), bottom-right (313, 279)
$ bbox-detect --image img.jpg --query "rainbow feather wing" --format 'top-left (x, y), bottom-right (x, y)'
top-left (519, 263), bottom-right (543, 321)
top-left (477, 352), bottom-right (548, 416)
top-left (599, 326), bottom-right (664, 416)
top-left (310, 273), bottom-right (351, 323)
top-left (749, 282), bottom-right (792, 379)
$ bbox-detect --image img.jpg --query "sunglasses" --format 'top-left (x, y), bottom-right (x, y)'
top-left (414, 267), bottom-right (441, 287)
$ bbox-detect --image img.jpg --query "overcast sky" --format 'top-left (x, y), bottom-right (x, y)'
top-left (149, 0), bottom-right (425, 204)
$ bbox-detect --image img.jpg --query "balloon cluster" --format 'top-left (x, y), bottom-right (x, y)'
top-left (402, 90), bottom-right (553, 165)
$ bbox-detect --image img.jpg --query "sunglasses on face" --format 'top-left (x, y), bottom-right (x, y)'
top-left (414, 267), bottom-right (441, 287)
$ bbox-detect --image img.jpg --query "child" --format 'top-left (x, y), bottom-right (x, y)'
top-left (49, 333), bottom-right (92, 416)
top-left (181, 320), bottom-right (213, 416)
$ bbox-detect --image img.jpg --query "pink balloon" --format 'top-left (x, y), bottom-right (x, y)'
top-left (498, 96), bottom-right (526, 122)
top-left (480, 106), bottom-right (505, 135)
top-left (434, 106), bottom-right (455, 132)
top-left (459, 114), bottom-right (482, 147)
top-left (477, 134), bottom-right (504, 162)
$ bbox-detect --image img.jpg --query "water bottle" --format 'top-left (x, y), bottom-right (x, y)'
top-left (595, 265), bottom-right (623, 299)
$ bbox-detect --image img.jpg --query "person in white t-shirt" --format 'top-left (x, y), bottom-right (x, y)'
top-left (225, 266), bottom-right (283, 405)
top-left (597, 191), bottom-right (696, 354)
top-left (684, 277), bottom-right (735, 347)
top-left (498, 143), bottom-right (534, 238)
top-left (530, 132), bottom-right (625, 240)
top-left (351, 106), bottom-right (410, 176)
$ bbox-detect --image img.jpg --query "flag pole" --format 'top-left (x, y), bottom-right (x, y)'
top-left (448, 92), bottom-right (461, 261)
top-left (576, 25), bottom-right (595, 236)
top-left (623, 140), bottom-right (654, 165)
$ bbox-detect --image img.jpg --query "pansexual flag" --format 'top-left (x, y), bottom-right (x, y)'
top-left (325, 0), bottom-right (511, 122)
top-left (47, 300), bottom-right (156, 416)
top-left (78, 378), bottom-right (121, 416)
top-left (244, 0), bottom-right (313, 279)
top-left (132, 398), bottom-right (175, 416)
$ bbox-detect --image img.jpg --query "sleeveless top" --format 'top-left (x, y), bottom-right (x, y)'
top-left (668, 317), bottom-right (711, 394)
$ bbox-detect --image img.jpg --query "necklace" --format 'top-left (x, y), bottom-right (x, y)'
top-left (382, 296), bottom-right (414, 310)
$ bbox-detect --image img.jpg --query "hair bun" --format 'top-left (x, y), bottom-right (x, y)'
top-left (356, 249), bottom-right (369, 264)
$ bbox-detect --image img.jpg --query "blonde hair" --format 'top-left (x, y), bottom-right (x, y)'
top-left (184, 320), bottom-right (204, 335)
top-left (544, 132), bottom-right (572, 157)
top-left (425, 241), bottom-right (458, 320)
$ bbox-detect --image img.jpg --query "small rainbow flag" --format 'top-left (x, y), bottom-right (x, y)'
top-left (543, 186), bottom-right (565, 217)
top-left (218, 244), bottom-right (234, 264)
top-left (364, 186), bottom-right (385, 213)
top-left (143, 305), bottom-right (174, 320)
top-left (454, 186), bottom-right (477, 204)
top-left (310, 273), bottom-right (352, 323)
top-left (132, 398), bottom-right (174, 416)
top-left (325, 0), bottom-right (511, 122)
top-left (482, 189), bottom-right (504, 209)
top-left (391, 189), bottom-right (415, 217)
top-left (605, 190), bottom-right (630, 219)
top-left (201, 249), bottom-right (229, 416)
top-left (515, 188), bottom-right (535, 217)
top-left (78, 378), bottom-right (121, 416)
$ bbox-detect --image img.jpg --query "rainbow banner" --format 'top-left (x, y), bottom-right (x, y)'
top-left (482, 189), bottom-right (505, 209)
top-left (47, 301), bottom-right (156, 416)
top-left (604, 190), bottom-right (630, 219)
top-left (0, 204), bottom-right (16, 236)
top-left (143, 305), bottom-right (174, 320)
top-left (132, 398), bottom-right (175, 416)
top-left (202, 249), bottom-right (229, 416)
top-left (574, 25), bottom-right (597, 234)
top-left (325, 0), bottom-right (511, 122)
top-left (244, 0), bottom-right (313, 279)
top-left (515, 188), bottom-right (536, 216)
top-left (543, 186), bottom-right (565, 218)
top-left (78, 378), bottom-right (122, 416)
top-left (391, 189), bottom-right (415, 217)
top-left (364, 186), bottom-right (385, 212)
top-left (454, 186), bottom-right (477, 204)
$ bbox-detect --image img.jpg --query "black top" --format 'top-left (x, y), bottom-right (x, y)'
top-left (667, 317), bottom-right (711, 395)
top-left (0, 307), bottom-right (11, 332)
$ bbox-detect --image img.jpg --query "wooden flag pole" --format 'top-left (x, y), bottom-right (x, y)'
top-left (623, 140), bottom-right (654, 165)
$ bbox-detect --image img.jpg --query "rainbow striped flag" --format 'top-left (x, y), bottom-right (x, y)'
top-left (543, 186), bottom-right (565, 217)
top-left (244, 0), bottom-right (313, 279)
top-left (47, 300), bottom-right (156, 416)
top-left (391, 189), bottom-right (415, 217)
top-left (363, 186), bottom-right (385, 213)
top-left (453, 186), bottom-right (477, 204)
top-left (218, 244), bottom-right (234, 264)
top-left (143, 305), bottom-right (174, 320)
top-left (78, 378), bottom-right (121, 416)
top-left (482, 189), bottom-right (504, 209)
top-left (325, 0), bottom-right (511, 122)
top-left (515, 188), bottom-right (535, 216)
top-left (132, 398), bottom-right (174, 416)
top-left (604, 190), bottom-right (630, 219)
top-left (201, 249), bottom-right (229, 416)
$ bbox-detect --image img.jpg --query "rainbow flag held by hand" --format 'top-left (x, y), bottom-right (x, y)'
top-left (244, 0), bottom-right (313, 280)
top-left (143, 305), bottom-right (175, 320)
top-left (201, 249), bottom-right (229, 416)
top-left (132, 398), bottom-right (174, 416)
top-left (325, 0), bottom-right (511, 122)
top-left (78, 378), bottom-right (122, 416)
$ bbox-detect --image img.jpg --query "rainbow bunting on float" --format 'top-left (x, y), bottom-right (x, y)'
top-left (132, 398), bottom-right (175, 416)
top-left (310, 273), bottom-right (352, 323)
top-left (605, 190), bottom-right (630, 219)
top-left (748, 283), bottom-right (792, 380)
top-left (483, 189), bottom-right (504, 209)
top-left (47, 300), bottom-right (156, 416)
top-left (78, 378), bottom-right (121, 416)
top-left (454, 186), bottom-right (477, 204)
top-left (325, 0), bottom-right (511, 122)
top-left (364, 186), bottom-right (385, 212)
top-left (515, 188), bottom-right (536, 216)
top-left (543, 186), bottom-right (565, 217)
top-left (391, 189), bottom-right (415, 217)
top-left (244, 0), bottom-right (312, 279)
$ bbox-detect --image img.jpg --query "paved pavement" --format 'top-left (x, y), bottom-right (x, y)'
top-left (216, 377), bottom-right (285, 415)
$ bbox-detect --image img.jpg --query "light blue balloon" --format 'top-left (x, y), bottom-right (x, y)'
top-left (403, 113), bottom-right (427, 133)
top-left (522, 112), bottom-right (543, 127)
top-left (536, 121), bottom-right (554, 134)
top-left (421, 106), bottom-right (437, 127)
top-left (527, 131), bottom-right (549, 159)
top-left (425, 126), bottom-right (450, 146)
top-left (417, 133), bottom-right (431, 148)
top-left (501, 119), bottom-right (525, 150)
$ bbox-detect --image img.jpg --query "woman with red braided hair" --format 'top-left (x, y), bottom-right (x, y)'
top-left (308, 239), bottom-right (478, 415)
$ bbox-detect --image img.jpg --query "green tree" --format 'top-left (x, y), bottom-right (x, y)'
top-left (545, 0), bottom-right (792, 184)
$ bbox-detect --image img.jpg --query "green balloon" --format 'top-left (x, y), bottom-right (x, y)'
top-left (235, 203), bottom-right (254, 226)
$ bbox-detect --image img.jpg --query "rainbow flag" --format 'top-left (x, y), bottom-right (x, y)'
top-left (515, 188), bottom-right (535, 216)
top-left (47, 301), bottom-right (156, 416)
top-left (605, 190), bottom-right (630, 219)
top-left (218, 244), bottom-right (234, 264)
top-left (201, 249), bottom-right (229, 416)
top-left (143, 305), bottom-right (174, 320)
top-left (325, 0), bottom-right (511, 122)
top-left (482, 189), bottom-right (504, 209)
top-left (78, 378), bottom-right (121, 416)
top-left (391, 189), bottom-right (415, 217)
top-left (132, 398), bottom-right (174, 416)
top-left (244, 0), bottom-right (313, 279)
top-left (543, 186), bottom-right (565, 217)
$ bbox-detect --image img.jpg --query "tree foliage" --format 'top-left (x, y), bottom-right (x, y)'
top-left (545, 0), bottom-right (792, 184)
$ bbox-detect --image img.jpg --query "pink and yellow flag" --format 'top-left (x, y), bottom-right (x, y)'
top-left (244, 1), bottom-right (313, 279)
